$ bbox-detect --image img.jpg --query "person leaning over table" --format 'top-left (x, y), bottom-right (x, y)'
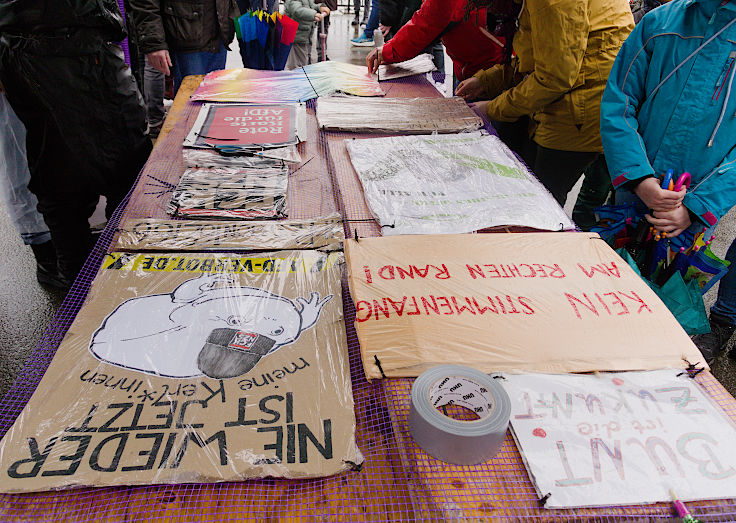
top-left (128, 0), bottom-right (239, 95)
top-left (456, 0), bottom-right (634, 207)
top-left (599, 0), bottom-right (736, 366)
top-left (365, 0), bottom-right (507, 89)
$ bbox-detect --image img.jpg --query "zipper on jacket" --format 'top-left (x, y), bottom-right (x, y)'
top-left (708, 51), bottom-right (736, 147)
top-left (713, 51), bottom-right (736, 102)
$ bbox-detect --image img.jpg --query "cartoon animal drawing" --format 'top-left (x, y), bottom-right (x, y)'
top-left (89, 273), bottom-right (332, 379)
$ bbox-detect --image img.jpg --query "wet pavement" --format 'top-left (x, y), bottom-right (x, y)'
top-left (1, 10), bottom-right (735, 400)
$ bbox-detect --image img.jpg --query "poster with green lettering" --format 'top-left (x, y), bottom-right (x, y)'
top-left (0, 251), bottom-right (362, 493)
top-left (346, 132), bottom-right (575, 235)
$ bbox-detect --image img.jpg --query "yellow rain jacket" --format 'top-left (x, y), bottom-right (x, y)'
top-left (474, 0), bottom-right (634, 152)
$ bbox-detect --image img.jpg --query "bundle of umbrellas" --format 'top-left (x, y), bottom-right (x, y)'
top-left (593, 203), bottom-right (730, 334)
top-left (235, 10), bottom-right (298, 71)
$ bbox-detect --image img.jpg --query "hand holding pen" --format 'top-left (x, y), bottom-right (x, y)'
top-left (634, 174), bottom-right (685, 211)
top-left (644, 170), bottom-right (692, 238)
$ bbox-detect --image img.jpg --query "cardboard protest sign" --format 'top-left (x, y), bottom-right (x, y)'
top-left (184, 103), bottom-right (306, 149)
top-left (502, 370), bottom-right (736, 508)
top-left (346, 133), bottom-right (574, 234)
top-left (316, 97), bottom-right (482, 134)
top-left (114, 214), bottom-right (344, 251)
top-left (0, 251), bottom-right (362, 493)
top-left (344, 233), bottom-right (705, 379)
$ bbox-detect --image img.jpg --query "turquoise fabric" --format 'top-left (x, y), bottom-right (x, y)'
top-left (601, 0), bottom-right (736, 228)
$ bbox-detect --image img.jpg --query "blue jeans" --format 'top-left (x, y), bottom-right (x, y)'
top-left (711, 237), bottom-right (736, 325)
top-left (364, 0), bottom-right (380, 38)
top-left (0, 93), bottom-right (51, 246)
top-left (170, 43), bottom-right (227, 95)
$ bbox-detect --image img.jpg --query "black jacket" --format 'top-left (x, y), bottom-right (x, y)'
top-left (129, 0), bottom-right (238, 54)
top-left (0, 0), bottom-right (126, 40)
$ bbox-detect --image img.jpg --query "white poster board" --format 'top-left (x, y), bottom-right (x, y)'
top-left (501, 370), bottom-right (736, 508)
top-left (346, 133), bottom-right (574, 235)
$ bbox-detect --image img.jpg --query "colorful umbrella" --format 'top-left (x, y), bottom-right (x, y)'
top-left (236, 11), bottom-right (296, 71)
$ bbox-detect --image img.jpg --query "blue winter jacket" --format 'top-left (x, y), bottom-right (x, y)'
top-left (600, 0), bottom-right (736, 227)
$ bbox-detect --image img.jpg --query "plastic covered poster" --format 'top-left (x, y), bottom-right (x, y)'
top-left (376, 53), bottom-right (436, 81)
top-left (190, 61), bottom-right (384, 103)
top-left (501, 370), bottom-right (736, 508)
top-left (168, 166), bottom-right (287, 219)
top-left (343, 233), bottom-right (706, 379)
top-left (114, 213), bottom-right (344, 251)
top-left (183, 103), bottom-right (307, 149)
top-left (0, 250), bottom-right (362, 493)
top-left (346, 133), bottom-right (574, 234)
top-left (316, 96), bottom-right (482, 134)
top-left (182, 147), bottom-right (301, 167)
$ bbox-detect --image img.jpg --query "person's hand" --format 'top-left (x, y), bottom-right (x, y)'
top-left (456, 77), bottom-right (484, 100)
top-left (633, 177), bottom-right (685, 211)
top-left (147, 50), bottom-right (172, 76)
top-left (320, 6), bottom-right (330, 15)
top-left (379, 24), bottom-right (391, 36)
top-left (366, 47), bottom-right (384, 74)
top-left (646, 205), bottom-right (692, 238)
top-left (469, 101), bottom-right (490, 124)
top-left (314, 12), bottom-right (324, 21)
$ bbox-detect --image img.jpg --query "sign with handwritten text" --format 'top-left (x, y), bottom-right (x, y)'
top-left (0, 251), bottom-right (362, 493)
top-left (502, 370), bottom-right (736, 508)
top-left (346, 133), bottom-right (574, 234)
top-left (344, 233), bottom-right (705, 379)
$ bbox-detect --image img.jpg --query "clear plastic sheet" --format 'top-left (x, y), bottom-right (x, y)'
top-left (344, 233), bottom-right (705, 379)
top-left (182, 147), bottom-right (301, 167)
top-left (0, 250), bottom-right (362, 493)
top-left (168, 166), bottom-right (288, 219)
top-left (501, 370), bottom-right (736, 508)
top-left (190, 61), bottom-right (384, 103)
top-left (345, 132), bottom-right (575, 234)
top-left (376, 54), bottom-right (436, 82)
top-left (114, 213), bottom-right (344, 251)
top-left (183, 103), bottom-right (307, 149)
top-left (316, 96), bottom-right (483, 134)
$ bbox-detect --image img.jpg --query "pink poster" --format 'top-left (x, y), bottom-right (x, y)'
top-left (185, 103), bottom-right (306, 149)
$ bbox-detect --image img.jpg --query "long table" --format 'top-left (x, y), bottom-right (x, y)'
top-left (1, 73), bottom-right (735, 521)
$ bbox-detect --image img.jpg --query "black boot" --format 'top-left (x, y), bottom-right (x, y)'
top-left (30, 241), bottom-right (71, 290)
top-left (693, 313), bottom-right (736, 365)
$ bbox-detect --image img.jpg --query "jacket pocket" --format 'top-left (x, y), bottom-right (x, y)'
top-left (162, 1), bottom-right (205, 50)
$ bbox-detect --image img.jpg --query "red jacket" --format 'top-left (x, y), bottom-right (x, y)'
top-left (381, 0), bottom-right (505, 81)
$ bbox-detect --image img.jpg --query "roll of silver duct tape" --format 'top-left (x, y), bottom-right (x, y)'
top-left (409, 365), bottom-right (511, 465)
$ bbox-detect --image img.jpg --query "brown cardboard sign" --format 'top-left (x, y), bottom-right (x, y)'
top-left (0, 251), bottom-right (362, 493)
top-left (344, 233), bottom-right (705, 379)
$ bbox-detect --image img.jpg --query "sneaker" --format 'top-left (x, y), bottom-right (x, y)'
top-left (692, 313), bottom-right (736, 365)
top-left (350, 34), bottom-right (375, 47)
top-left (351, 17), bottom-right (359, 25)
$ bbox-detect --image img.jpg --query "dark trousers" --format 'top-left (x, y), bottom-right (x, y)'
top-left (572, 155), bottom-right (613, 231)
top-left (0, 31), bottom-right (151, 278)
top-left (492, 117), bottom-right (600, 207)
